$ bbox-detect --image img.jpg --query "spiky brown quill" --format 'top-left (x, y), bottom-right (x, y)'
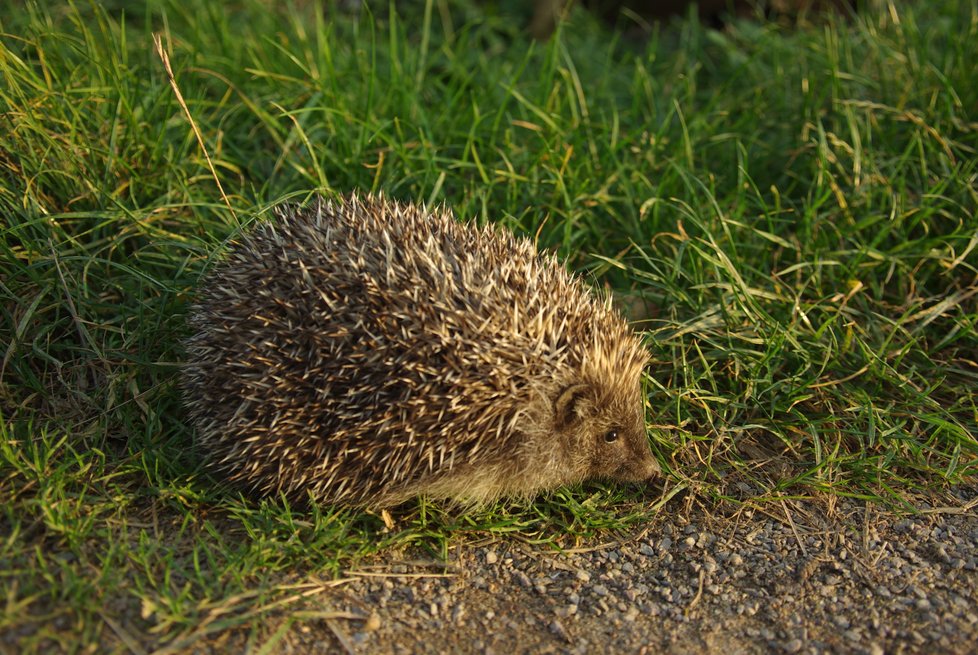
top-left (182, 194), bottom-right (660, 508)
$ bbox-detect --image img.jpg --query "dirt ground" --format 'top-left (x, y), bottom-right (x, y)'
top-left (185, 486), bottom-right (978, 655)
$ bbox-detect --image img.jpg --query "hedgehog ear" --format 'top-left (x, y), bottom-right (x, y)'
top-left (554, 382), bottom-right (590, 429)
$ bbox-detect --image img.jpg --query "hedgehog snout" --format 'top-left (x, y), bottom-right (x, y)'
top-left (635, 451), bottom-right (661, 481)
top-left (618, 441), bottom-right (661, 483)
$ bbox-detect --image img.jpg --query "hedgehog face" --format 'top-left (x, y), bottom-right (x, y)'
top-left (553, 380), bottom-right (660, 486)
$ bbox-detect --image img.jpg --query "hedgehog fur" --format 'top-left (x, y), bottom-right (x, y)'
top-left (182, 194), bottom-right (660, 508)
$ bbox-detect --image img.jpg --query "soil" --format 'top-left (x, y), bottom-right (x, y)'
top-left (193, 487), bottom-right (978, 655)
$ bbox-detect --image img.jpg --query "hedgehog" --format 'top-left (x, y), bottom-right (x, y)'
top-left (182, 194), bottom-right (660, 508)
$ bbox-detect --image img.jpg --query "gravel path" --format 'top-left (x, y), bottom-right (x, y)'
top-left (269, 488), bottom-right (978, 655)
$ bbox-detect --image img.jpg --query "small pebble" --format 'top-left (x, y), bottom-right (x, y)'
top-left (363, 613), bottom-right (381, 632)
top-left (550, 620), bottom-right (570, 642)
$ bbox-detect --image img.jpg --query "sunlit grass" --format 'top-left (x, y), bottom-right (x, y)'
top-left (1, 0), bottom-right (975, 651)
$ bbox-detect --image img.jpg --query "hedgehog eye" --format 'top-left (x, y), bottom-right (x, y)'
top-left (603, 429), bottom-right (619, 443)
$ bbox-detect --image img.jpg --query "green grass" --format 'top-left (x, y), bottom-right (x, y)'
top-left (1, 0), bottom-right (976, 650)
